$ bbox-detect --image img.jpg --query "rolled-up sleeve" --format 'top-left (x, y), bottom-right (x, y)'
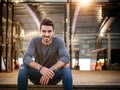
top-left (58, 39), bottom-right (70, 64)
top-left (23, 38), bottom-right (35, 65)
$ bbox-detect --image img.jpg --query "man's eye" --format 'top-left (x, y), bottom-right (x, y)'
top-left (48, 30), bottom-right (52, 33)
top-left (42, 30), bottom-right (46, 33)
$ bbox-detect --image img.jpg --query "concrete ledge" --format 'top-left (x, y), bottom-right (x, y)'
top-left (0, 84), bottom-right (120, 90)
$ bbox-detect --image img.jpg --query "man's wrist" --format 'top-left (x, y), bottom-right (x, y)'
top-left (50, 66), bottom-right (56, 72)
top-left (38, 65), bottom-right (43, 72)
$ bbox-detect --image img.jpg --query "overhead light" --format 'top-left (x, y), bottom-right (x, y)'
top-left (79, 0), bottom-right (91, 6)
top-left (11, 0), bottom-right (23, 4)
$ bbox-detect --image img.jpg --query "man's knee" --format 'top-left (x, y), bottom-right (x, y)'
top-left (19, 65), bottom-right (25, 70)
top-left (19, 63), bottom-right (29, 72)
top-left (18, 64), bottom-right (29, 79)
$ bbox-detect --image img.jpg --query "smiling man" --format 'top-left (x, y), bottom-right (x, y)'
top-left (17, 18), bottom-right (73, 90)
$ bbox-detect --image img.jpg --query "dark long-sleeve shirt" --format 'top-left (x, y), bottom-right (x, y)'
top-left (23, 36), bottom-right (70, 68)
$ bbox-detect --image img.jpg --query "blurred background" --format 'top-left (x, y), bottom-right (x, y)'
top-left (0, 0), bottom-right (120, 72)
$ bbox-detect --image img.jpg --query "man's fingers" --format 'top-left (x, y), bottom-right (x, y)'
top-left (46, 70), bottom-right (55, 79)
top-left (40, 76), bottom-right (49, 85)
top-left (41, 68), bottom-right (55, 79)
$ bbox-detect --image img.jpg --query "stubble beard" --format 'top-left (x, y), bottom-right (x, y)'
top-left (42, 36), bottom-right (52, 45)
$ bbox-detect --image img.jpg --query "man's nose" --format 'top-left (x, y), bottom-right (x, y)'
top-left (45, 32), bottom-right (49, 36)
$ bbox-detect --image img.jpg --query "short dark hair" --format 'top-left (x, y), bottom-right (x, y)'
top-left (40, 18), bottom-right (54, 30)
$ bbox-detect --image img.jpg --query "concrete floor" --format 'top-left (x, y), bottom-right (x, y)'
top-left (0, 70), bottom-right (120, 85)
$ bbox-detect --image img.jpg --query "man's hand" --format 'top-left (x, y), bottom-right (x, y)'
top-left (39, 67), bottom-right (55, 85)
top-left (40, 75), bottom-right (49, 85)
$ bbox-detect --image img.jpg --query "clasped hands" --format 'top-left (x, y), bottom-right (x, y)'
top-left (39, 67), bottom-right (55, 85)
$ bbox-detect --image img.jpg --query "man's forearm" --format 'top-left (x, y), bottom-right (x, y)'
top-left (29, 60), bottom-right (69, 72)
top-left (51, 60), bottom-right (68, 71)
top-left (29, 61), bottom-right (42, 71)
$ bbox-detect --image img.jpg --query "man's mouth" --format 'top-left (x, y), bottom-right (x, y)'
top-left (43, 36), bottom-right (50, 38)
top-left (42, 36), bottom-right (51, 42)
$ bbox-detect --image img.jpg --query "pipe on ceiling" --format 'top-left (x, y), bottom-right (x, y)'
top-left (24, 4), bottom-right (40, 30)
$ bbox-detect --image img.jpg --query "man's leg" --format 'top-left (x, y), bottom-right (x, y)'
top-left (17, 63), bottom-right (29, 90)
top-left (62, 67), bottom-right (73, 90)
top-left (28, 69), bottom-right (42, 85)
top-left (49, 64), bottom-right (73, 90)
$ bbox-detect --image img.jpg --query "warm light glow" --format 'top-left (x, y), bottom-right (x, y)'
top-left (97, 6), bottom-right (102, 23)
top-left (20, 29), bottom-right (25, 38)
top-left (101, 27), bottom-right (106, 33)
top-left (99, 32), bottom-right (105, 37)
top-left (79, 0), bottom-right (90, 6)
top-left (13, 0), bottom-right (23, 4)
top-left (14, 0), bottom-right (19, 4)
top-left (31, 31), bottom-right (38, 35)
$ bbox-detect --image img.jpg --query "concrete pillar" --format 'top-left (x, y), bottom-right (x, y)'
top-left (66, 1), bottom-right (72, 68)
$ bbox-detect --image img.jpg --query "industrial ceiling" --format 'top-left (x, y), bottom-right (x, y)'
top-left (12, 0), bottom-right (120, 58)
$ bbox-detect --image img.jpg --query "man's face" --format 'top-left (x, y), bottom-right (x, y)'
top-left (40, 25), bottom-right (54, 44)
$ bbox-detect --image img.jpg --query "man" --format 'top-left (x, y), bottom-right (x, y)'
top-left (18, 18), bottom-right (73, 90)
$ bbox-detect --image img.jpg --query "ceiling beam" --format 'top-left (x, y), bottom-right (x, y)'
top-left (96, 17), bottom-right (116, 48)
top-left (24, 4), bottom-right (40, 29)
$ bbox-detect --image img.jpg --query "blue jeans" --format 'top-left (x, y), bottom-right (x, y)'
top-left (17, 63), bottom-right (73, 90)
